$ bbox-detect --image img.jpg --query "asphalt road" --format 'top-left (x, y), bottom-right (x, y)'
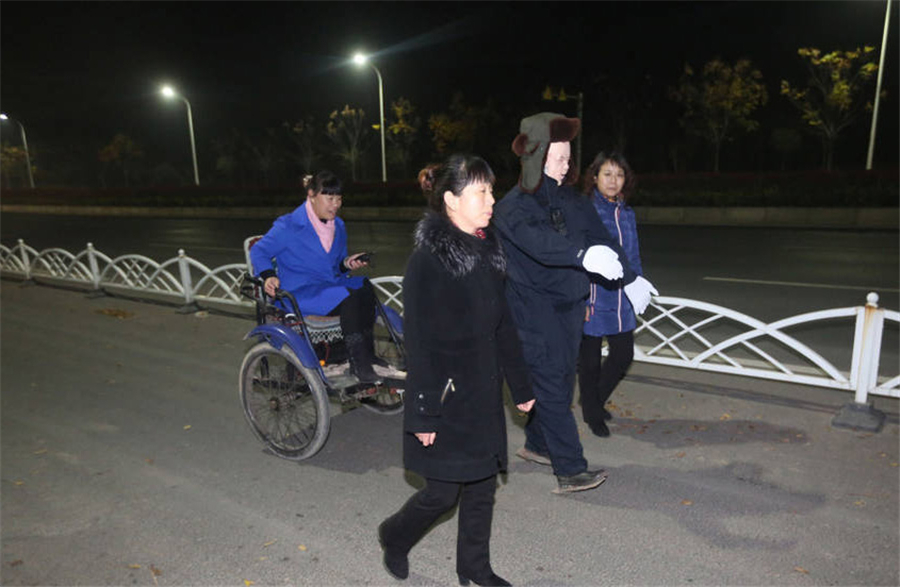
top-left (2, 280), bottom-right (898, 586)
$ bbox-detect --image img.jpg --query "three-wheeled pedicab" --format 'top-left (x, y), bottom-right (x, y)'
top-left (238, 236), bottom-right (405, 461)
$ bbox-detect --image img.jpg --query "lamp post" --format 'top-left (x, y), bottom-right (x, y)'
top-left (160, 85), bottom-right (200, 185)
top-left (866, 0), bottom-right (892, 170)
top-left (0, 113), bottom-right (35, 188)
top-left (542, 87), bottom-right (584, 172)
top-left (352, 53), bottom-right (387, 183)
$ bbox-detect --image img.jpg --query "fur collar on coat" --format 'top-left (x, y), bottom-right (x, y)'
top-left (413, 212), bottom-right (506, 279)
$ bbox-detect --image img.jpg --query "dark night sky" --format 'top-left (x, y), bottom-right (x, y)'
top-left (1, 0), bottom-right (898, 173)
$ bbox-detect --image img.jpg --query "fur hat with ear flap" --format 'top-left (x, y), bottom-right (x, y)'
top-left (511, 112), bottom-right (581, 193)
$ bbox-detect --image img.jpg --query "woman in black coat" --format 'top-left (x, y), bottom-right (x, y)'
top-left (378, 155), bottom-right (535, 587)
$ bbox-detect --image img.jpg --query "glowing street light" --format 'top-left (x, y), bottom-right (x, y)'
top-left (0, 113), bottom-right (35, 188)
top-left (159, 85), bottom-right (200, 185)
top-left (352, 52), bottom-right (387, 183)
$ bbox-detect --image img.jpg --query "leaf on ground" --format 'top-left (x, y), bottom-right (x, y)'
top-left (145, 458), bottom-right (155, 465)
top-left (674, 452), bottom-right (686, 458)
top-left (719, 413), bottom-right (731, 421)
top-left (14, 480), bottom-right (24, 486)
top-left (128, 564), bottom-right (142, 569)
top-left (183, 425), bottom-right (192, 431)
top-left (878, 452), bottom-right (887, 457)
top-left (33, 448), bottom-right (48, 455)
top-left (262, 540), bottom-right (277, 548)
top-left (258, 556), bottom-right (268, 561)
top-left (8, 560), bottom-right (23, 567)
top-left (96, 308), bottom-right (135, 319)
top-left (298, 544), bottom-right (307, 551)
top-left (244, 580), bottom-right (255, 586)
top-left (681, 499), bottom-right (693, 505)
top-left (793, 566), bottom-right (809, 574)
top-left (891, 463), bottom-right (898, 467)
top-left (149, 565), bottom-right (162, 576)
top-left (854, 500), bottom-right (866, 507)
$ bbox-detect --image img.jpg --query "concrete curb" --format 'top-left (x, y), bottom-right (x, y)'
top-left (2, 204), bottom-right (897, 229)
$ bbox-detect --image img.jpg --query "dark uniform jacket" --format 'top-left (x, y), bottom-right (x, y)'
top-left (492, 174), bottom-right (637, 308)
top-left (402, 212), bottom-right (534, 482)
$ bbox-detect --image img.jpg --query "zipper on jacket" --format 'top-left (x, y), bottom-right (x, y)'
top-left (440, 378), bottom-right (456, 404)
top-left (615, 206), bottom-right (623, 332)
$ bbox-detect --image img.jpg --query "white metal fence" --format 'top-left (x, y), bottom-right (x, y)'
top-left (2, 239), bottom-right (896, 405)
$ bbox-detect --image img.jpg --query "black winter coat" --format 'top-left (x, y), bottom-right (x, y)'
top-left (402, 212), bottom-right (534, 482)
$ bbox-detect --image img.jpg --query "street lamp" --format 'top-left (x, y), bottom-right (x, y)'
top-left (866, 0), bottom-right (892, 170)
top-left (160, 85), bottom-right (200, 185)
top-left (0, 113), bottom-right (35, 188)
top-left (352, 53), bottom-right (387, 183)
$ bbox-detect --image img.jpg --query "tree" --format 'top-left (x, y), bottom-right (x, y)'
top-left (669, 59), bottom-right (768, 172)
top-left (326, 105), bottom-right (371, 181)
top-left (283, 116), bottom-right (319, 178)
top-left (98, 133), bottom-right (143, 187)
top-left (386, 97), bottom-right (420, 179)
top-left (0, 143), bottom-right (30, 188)
top-left (427, 93), bottom-right (502, 160)
top-left (769, 128), bottom-right (803, 170)
top-left (780, 47), bottom-right (879, 171)
top-left (246, 128), bottom-right (282, 187)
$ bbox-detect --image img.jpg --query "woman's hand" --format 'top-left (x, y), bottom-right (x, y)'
top-left (343, 252), bottom-right (370, 271)
top-left (516, 399), bottom-right (535, 413)
top-left (264, 276), bottom-right (280, 297)
top-left (415, 432), bottom-right (436, 447)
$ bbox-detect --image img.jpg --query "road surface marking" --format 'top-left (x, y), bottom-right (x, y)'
top-left (148, 243), bottom-right (241, 252)
top-left (703, 277), bottom-right (900, 293)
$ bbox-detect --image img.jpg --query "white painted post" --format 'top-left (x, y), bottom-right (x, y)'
top-left (177, 249), bottom-right (195, 306)
top-left (853, 293), bottom-right (885, 404)
top-left (87, 242), bottom-right (101, 290)
top-left (17, 238), bottom-right (30, 279)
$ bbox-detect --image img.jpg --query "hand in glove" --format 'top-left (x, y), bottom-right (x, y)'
top-left (624, 275), bottom-right (658, 315)
top-left (582, 245), bottom-right (624, 280)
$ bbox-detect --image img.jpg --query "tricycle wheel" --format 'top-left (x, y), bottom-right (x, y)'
top-left (239, 341), bottom-right (330, 460)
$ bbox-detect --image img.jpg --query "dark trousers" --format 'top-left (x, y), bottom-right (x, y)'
top-left (519, 304), bottom-right (588, 477)
top-left (578, 330), bottom-right (634, 425)
top-left (380, 475), bottom-right (497, 578)
top-left (328, 279), bottom-right (376, 337)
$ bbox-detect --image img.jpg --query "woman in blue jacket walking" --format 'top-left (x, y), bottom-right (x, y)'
top-left (578, 152), bottom-right (645, 437)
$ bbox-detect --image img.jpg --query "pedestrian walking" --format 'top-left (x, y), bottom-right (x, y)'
top-left (378, 155), bottom-right (535, 586)
top-left (492, 113), bottom-right (658, 493)
top-left (578, 151), bottom-right (646, 437)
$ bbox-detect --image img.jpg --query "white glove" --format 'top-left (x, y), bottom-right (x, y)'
top-left (582, 245), bottom-right (623, 280)
top-left (624, 276), bottom-right (658, 316)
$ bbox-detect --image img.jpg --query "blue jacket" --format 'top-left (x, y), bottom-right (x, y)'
top-left (250, 202), bottom-right (364, 316)
top-left (584, 189), bottom-right (643, 336)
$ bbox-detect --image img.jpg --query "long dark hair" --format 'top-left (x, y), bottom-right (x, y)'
top-left (582, 151), bottom-right (635, 201)
top-left (418, 155), bottom-right (495, 214)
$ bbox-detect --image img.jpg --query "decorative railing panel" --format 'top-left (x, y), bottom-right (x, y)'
top-left (2, 239), bottom-right (896, 404)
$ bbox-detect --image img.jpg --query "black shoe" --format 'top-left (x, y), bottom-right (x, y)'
top-left (347, 332), bottom-right (383, 385)
top-left (587, 419), bottom-right (610, 438)
top-left (554, 469), bottom-right (608, 494)
top-left (458, 572), bottom-right (511, 586)
top-left (378, 521), bottom-right (409, 580)
top-left (601, 407), bottom-right (613, 421)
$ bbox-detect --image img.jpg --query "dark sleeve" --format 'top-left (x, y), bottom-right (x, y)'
top-left (250, 221), bottom-right (287, 278)
top-left (496, 292), bottom-right (533, 405)
top-left (402, 251), bottom-right (444, 432)
top-left (492, 195), bottom-right (587, 268)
